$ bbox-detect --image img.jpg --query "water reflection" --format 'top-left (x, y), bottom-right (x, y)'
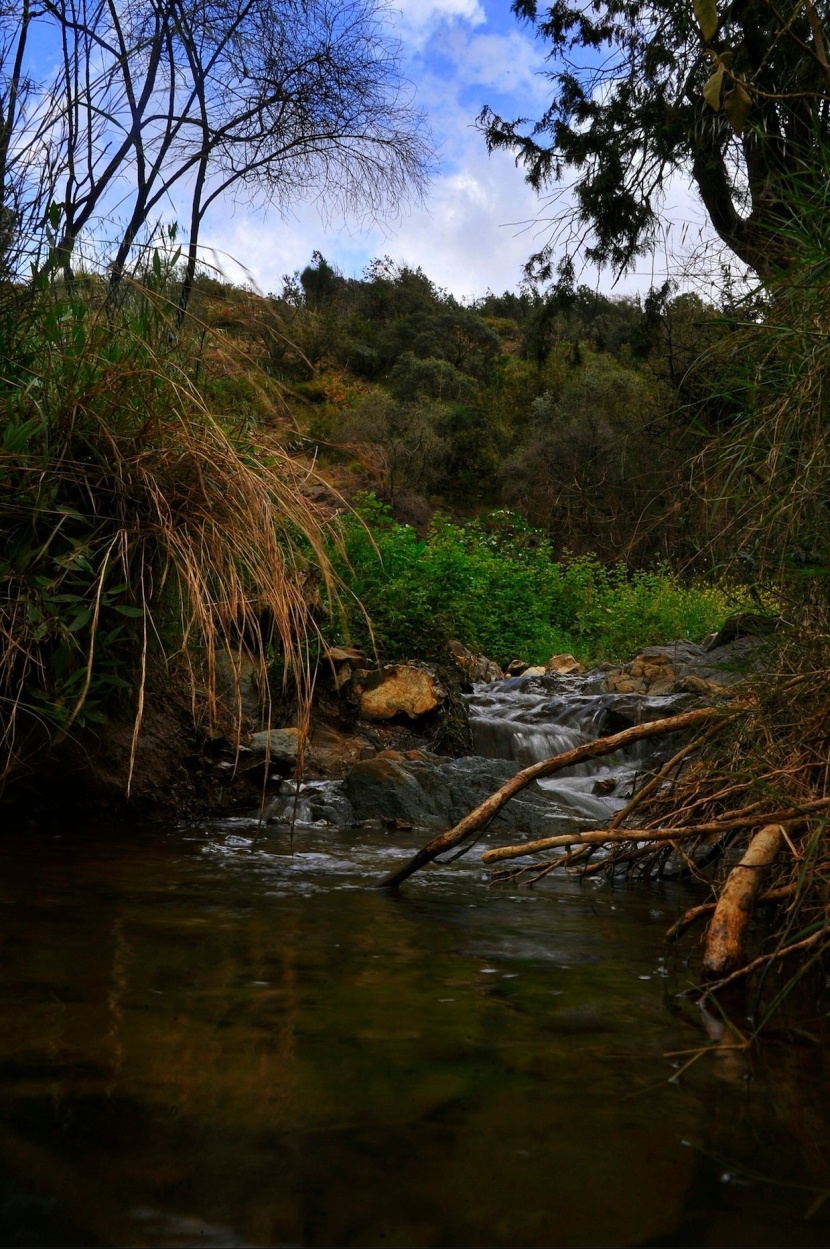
top-left (0, 822), bottom-right (827, 1246)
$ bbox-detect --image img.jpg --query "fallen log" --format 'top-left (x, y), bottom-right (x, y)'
top-left (702, 927), bottom-right (828, 995)
top-left (482, 801), bottom-right (830, 866)
top-left (482, 826), bottom-right (700, 864)
top-left (376, 706), bottom-right (728, 889)
top-left (702, 822), bottom-right (801, 978)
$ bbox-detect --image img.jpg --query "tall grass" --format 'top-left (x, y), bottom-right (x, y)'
top-left (0, 270), bottom-right (338, 786)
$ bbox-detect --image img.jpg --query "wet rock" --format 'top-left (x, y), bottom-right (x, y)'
top-left (599, 692), bottom-right (698, 733)
top-left (343, 754), bottom-right (595, 835)
top-left (342, 756), bottom-right (434, 825)
top-left (358, 663), bottom-right (446, 721)
top-left (603, 636), bottom-right (762, 697)
top-left (262, 778), bottom-right (354, 826)
top-left (506, 659), bottom-right (530, 677)
top-left (448, 639), bottom-right (503, 683)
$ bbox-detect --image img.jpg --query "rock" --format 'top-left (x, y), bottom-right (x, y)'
top-left (546, 653), bottom-right (585, 675)
top-left (522, 665), bottom-right (547, 677)
top-left (603, 653), bottom-right (676, 695)
top-left (324, 645), bottom-right (367, 664)
top-left (323, 645), bottom-right (372, 692)
top-left (448, 639), bottom-right (503, 682)
top-left (249, 727), bottom-right (300, 762)
top-left (214, 648), bottom-right (262, 722)
top-left (448, 638), bottom-right (470, 663)
top-left (342, 756), bottom-right (433, 825)
top-left (343, 754), bottom-right (596, 835)
top-left (261, 778), bottom-right (354, 827)
top-left (673, 675), bottom-right (734, 698)
top-left (704, 611), bottom-right (778, 651)
top-left (506, 659), bottom-right (529, 677)
top-left (602, 635), bottom-right (763, 698)
top-left (599, 692), bottom-right (698, 732)
top-left (358, 663), bottom-right (445, 721)
top-left (473, 655), bottom-right (503, 682)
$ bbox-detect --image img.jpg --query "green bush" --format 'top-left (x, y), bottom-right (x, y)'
top-left (331, 498), bottom-right (744, 665)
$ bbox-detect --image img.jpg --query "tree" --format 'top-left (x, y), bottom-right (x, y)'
top-left (479, 0), bottom-right (830, 279)
top-left (1, 0), bottom-right (433, 311)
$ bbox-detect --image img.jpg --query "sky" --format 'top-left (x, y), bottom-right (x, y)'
top-left (20, 0), bottom-right (724, 302)
top-left (201, 0), bottom-right (719, 302)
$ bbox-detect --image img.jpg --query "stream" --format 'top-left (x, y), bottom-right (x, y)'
top-left (1, 674), bottom-right (829, 1246)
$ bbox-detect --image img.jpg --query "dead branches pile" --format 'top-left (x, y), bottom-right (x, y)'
top-left (378, 640), bottom-right (830, 1004)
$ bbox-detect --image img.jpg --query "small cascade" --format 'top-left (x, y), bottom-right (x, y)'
top-left (466, 671), bottom-right (668, 823)
top-left (255, 669), bottom-right (685, 833)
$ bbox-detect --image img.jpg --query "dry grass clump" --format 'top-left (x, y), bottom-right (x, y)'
top-left (0, 274), bottom-right (342, 787)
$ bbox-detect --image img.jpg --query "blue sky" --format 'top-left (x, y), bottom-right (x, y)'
top-left (21, 0), bottom-right (717, 300)
top-left (205, 0), bottom-right (717, 300)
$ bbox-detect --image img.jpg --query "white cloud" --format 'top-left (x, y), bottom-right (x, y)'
top-left (393, 0), bottom-right (486, 48)
top-left (438, 29), bottom-right (549, 101)
top-left (200, 1), bottom-right (731, 304)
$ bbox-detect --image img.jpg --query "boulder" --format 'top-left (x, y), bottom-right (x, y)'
top-left (704, 611), bottom-right (778, 651)
top-left (472, 655), bottom-right (504, 682)
top-left (546, 653), bottom-right (585, 675)
top-left (506, 659), bottom-right (529, 677)
top-left (324, 645), bottom-right (367, 664)
top-left (448, 639), bottom-right (503, 682)
top-left (343, 754), bottom-right (596, 835)
top-left (342, 756), bottom-right (435, 825)
top-left (604, 653), bottom-right (677, 696)
top-left (602, 635), bottom-right (763, 697)
top-left (323, 645), bottom-right (372, 692)
top-left (249, 727), bottom-right (300, 763)
top-left (357, 663), bottom-right (445, 721)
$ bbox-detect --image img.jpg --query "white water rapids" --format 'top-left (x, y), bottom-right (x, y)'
top-left (261, 669), bottom-right (686, 832)
top-left (466, 671), bottom-right (659, 824)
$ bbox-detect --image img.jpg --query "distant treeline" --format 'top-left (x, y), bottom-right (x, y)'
top-left (199, 254), bottom-right (740, 567)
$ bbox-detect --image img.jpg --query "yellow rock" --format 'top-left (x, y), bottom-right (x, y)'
top-left (359, 665), bottom-right (442, 720)
top-left (546, 653), bottom-right (585, 675)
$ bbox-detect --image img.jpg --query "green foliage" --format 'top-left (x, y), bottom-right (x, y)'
top-left (278, 252), bottom-right (722, 552)
top-left (331, 498), bottom-right (739, 665)
top-left (479, 0), bottom-right (830, 279)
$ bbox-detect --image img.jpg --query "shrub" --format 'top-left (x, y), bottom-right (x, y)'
top-left (330, 498), bottom-right (741, 666)
top-left (0, 274), bottom-right (336, 784)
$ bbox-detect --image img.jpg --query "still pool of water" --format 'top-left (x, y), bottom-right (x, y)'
top-left (0, 819), bottom-right (828, 1247)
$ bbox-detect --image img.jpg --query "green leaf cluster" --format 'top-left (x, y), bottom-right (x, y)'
top-left (330, 498), bottom-right (741, 666)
